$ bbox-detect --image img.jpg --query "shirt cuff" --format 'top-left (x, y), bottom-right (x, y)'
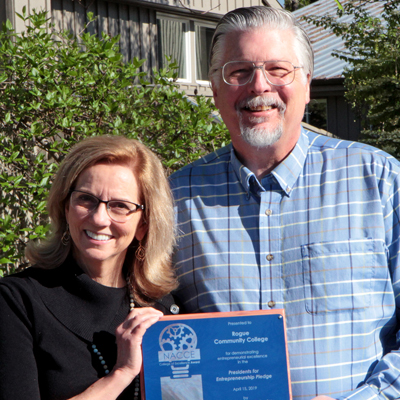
top-left (336, 383), bottom-right (388, 400)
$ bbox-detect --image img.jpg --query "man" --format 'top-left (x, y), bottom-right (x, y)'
top-left (170, 6), bottom-right (400, 400)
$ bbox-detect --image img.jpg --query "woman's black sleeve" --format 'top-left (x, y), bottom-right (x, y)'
top-left (0, 283), bottom-right (41, 400)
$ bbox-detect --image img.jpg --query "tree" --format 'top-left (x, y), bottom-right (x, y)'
top-left (0, 9), bottom-right (229, 274)
top-left (304, 0), bottom-right (400, 157)
top-left (285, 0), bottom-right (318, 12)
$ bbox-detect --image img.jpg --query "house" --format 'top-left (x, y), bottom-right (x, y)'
top-left (1, 0), bottom-right (281, 98)
top-left (294, 0), bottom-right (384, 141)
top-left (2, 0), bottom-right (361, 139)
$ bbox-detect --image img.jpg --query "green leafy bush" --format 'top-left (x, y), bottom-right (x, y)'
top-left (0, 9), bottom-right (229, 274)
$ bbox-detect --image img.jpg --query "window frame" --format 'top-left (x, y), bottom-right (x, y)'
top-left (156, 13), bottom-right (191, 83)
top-left (194, 21), bottom-right (216, 85)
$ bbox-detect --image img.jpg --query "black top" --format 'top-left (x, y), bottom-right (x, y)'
top-left (0, 258), bottom-right (179, 400)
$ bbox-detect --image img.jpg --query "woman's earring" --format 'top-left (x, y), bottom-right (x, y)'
top-left (135, 240), bottom-right (145, 261)
top-left (61, 224), bottom-right (71, 246)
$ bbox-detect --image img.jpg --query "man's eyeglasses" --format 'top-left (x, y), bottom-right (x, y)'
top-left (220, 60), bottom-right (303, 87)
top-left (69, 190), bottom-right (144, 223)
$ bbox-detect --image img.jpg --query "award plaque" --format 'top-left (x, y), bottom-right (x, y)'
top-left (141, 309), bottom-right (291, 400)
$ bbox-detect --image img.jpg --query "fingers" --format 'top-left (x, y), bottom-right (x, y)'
top-left (126, 307), bottom-right (163, 322)
top-left (117, 307), bottom-right (163, 336)
top-left (113, 307), bottom-right (163, 376)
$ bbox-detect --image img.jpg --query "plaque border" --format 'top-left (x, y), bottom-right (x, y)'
top-left (141, 309), bottom-right (291, 400)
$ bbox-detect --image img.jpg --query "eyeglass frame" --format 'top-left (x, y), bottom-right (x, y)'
top-left (69, 189), bottom-right (145, 222)
top-left (220, 60), bottom-right (303, 87)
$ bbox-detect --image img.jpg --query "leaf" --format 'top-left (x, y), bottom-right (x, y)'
top-left (39, 176), bottom-right (50, 187)
top-left (334, 0), bottom-right (343, 10)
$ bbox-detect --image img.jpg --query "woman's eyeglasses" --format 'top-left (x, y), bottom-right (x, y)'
top-left (69, 190), bottom-right (144, 223)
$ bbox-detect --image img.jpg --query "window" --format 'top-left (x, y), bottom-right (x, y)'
top-left (157, 16), bottom-right (189, 80)
top-left (157, 14), bottom-right (215, 84)
top-left (304, 99), bottom-right (327, 131)
top-left (195, 24), bottom-right (215, 81)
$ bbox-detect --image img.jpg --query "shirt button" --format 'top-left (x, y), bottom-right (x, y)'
top-left (268, 301), bottom-right (276, 308)
top-left (170, 304), bottom-right (180, 314)
top-left (266, 254), bottom-right (274, 261)
top-left (265, 209), bottom-right (272, 216)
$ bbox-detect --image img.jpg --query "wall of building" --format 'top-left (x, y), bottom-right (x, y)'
top-left (0, 0), bottom-right (51, 31)
top-left (136, 0), bottom-right (281, 14)
top-left (311, 79), bottom-right (362, 141)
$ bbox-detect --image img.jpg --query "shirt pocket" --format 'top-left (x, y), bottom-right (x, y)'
top-left (301, 238), bottom-right (385, 314)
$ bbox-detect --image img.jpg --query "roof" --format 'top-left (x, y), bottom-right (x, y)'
top-left (293, 0), bottom-right (384, 80)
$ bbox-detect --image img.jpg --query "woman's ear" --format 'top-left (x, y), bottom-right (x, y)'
top-left (65, 200), bottom-right (70, 223)
top-left (135, 218), bottom-right (148, 241)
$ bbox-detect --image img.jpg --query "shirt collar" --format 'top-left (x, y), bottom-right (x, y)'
top-left (230, 145), bottom-right (255, 196)
top-left (230, 128), bottom-right (309, 197)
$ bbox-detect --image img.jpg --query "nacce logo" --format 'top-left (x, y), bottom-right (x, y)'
top-left (159, 323), bottom-right (201, 378)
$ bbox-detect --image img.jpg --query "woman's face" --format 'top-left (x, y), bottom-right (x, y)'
top-left (65, 162), bottom-right (147, 272)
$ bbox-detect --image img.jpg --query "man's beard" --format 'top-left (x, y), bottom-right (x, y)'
top-left (237, 96), bottom-right (286, 149)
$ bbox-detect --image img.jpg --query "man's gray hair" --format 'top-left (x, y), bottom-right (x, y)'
top-left (209, 6), bottom-right (314, 87)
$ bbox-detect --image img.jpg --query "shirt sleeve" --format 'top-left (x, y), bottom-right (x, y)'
top-left (0, 283), bottom-right (41, 400)
top-left (337, 159), bottom-right (400, 400)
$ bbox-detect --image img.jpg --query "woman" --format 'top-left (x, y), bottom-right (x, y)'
top-left (0, 135), bottom-right (180, 399)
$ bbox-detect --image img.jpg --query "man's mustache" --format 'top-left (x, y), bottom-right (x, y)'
top-left (236, 96), bottom-right (286, 113)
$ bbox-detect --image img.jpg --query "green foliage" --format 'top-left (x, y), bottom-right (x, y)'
top-left (0, 9), bottom-right (229, 274)
top-left (285, 0), bottom-right (319, 12)
top-left (304, 0), bottom-right (400, 157)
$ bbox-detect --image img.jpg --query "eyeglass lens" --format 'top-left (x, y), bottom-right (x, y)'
top-left (70, 191), bottom-right (141, 222)
top-left (223, 61), bottom-right (296, 86)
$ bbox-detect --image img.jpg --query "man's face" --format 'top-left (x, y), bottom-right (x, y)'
top-left (212, 28), bottom-right (310, 152)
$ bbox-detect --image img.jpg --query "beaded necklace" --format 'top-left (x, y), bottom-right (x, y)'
top-left (91, 278), bottom-right (140, 399)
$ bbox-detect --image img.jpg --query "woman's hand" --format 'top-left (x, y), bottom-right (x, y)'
top-left (113, 307), bottom-right (163, 381)
top-left (68, 307), bottom-right (162, 400)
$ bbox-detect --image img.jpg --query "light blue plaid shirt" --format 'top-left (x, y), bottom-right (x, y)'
top-left (170, 128), bottom-right (400, 400)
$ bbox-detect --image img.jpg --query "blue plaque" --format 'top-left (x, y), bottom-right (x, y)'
top-left (141, 310), bottom-right (291, 400)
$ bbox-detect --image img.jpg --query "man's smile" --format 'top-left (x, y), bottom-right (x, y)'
top-left (238, 96), bottom-right (286, 115)
top-left (244, 104), bottom-right (274, 112)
